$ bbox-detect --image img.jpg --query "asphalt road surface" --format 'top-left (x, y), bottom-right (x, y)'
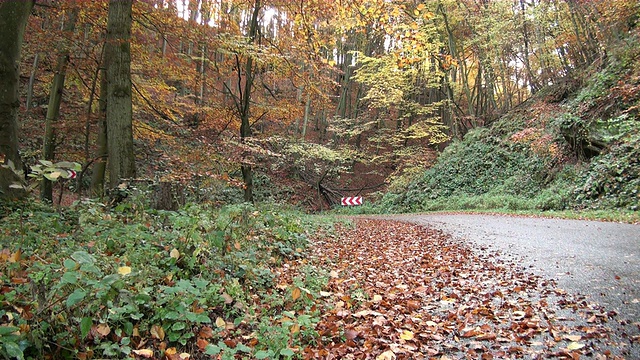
top-left (389, 214), bottom-right (640, 353)
top-left (392, 214), bottom-right (640, 311)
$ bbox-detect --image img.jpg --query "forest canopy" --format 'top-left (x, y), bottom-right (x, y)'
top-left (0, 0), bottom-right (638, 208)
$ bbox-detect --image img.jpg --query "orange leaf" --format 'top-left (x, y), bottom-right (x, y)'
top-left (196, 338), bottom-right (209, 350)
top-left (292, 287), bottom-right (301, 301)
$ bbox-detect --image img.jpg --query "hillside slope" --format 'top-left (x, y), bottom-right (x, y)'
top-left (379, 31), bottom-right (640, 214)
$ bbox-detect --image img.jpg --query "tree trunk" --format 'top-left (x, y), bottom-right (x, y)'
top-left (0, 1), bottom-right (33, 201)
top-left (153, 181), bottom-right (184, 210)
top-left (41, 3), bottom-right (79, 202)
top-left (105, 0), bottom-right (136, 188)
top-left (301, 93), bottom-right (311, 140)
top-left (239, 0), bottom-right (261, 203)
top-left (26, 53), bottom-right (39, 112)
top-left (90, 63), bottom-right (108, 198)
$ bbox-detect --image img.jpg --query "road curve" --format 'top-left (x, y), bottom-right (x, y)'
top-left (388, 213), bottom-right (640, 325)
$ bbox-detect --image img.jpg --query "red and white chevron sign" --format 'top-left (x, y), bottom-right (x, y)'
top-left (341, 196), bottom-right (363, 206)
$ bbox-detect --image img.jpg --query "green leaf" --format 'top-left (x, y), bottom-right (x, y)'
top-left (80, 317), bottom-right (92, 339)
top-left (61, 271), bottom-right (78, 285)
top-left (235, 343), bottom-right (251, 353)
top-left (204, 344), bottom-right (221, 355)
top-left (280, 348), bottom-right (295, 356)
top-left (100, 274), bottom-right (120, 287)
top-left (123, 321), bottom-right (134, 335)
top-left (63, 259), bottom-right (77, 270)
top-left (0, 326), bottom-right (19, 336)
top-left (45, 171), bottom-right (62, 181)
top-left (66, 289), bottom-right (87, 308)
top-left (55, 161), bottom-right (80, 170)
top-left (171, 322), bottom-right (186, 331)
top-left (3, 341), bottom-right (24, 360)
top-left (71, 251), bottom-right (96, 265)
top-left (195, 313), bottom-right (211, 323)
top-left (254, 350), bottom-right (273, 359)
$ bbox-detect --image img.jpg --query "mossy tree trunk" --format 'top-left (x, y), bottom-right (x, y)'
top-left (0, 1), bottom-right (34, 201)
top-left (105, 0), bottom-right (136, 188)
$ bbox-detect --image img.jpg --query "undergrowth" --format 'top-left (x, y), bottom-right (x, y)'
top-left (0, 199), bottom-right (338, 359)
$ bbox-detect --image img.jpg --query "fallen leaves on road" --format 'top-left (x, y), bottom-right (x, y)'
top-left (302, 219), bottom-right (631, 359)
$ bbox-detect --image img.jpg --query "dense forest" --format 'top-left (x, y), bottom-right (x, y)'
top-left (0, 0), bottom-right (636, 210)
top-left (0, 0), bottom-right (639, 358)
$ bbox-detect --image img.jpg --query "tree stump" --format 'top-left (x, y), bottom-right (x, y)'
top-left (153, 181), bottom-right (184, 211)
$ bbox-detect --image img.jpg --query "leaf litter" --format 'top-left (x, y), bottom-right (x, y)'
top-left (299, 219), bottom-right (635, 359)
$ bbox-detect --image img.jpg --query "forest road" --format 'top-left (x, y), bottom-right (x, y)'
top-left (384, 213), bottom-right (640, 322)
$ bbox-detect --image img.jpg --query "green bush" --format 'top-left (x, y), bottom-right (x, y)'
top-left (0, 200), bottom-right (330, 359)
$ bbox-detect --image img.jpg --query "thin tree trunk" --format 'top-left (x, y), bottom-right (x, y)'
top-left (90, 62), bottom-right (108, 198)
top-left (301, 93), bottom-right (311, 140)
top-left (239, 0), bottom-right (261, 203)
top-left (41, 3), bottom-right (79, 202)
top-left (26, 53), bottom-right (39, 112)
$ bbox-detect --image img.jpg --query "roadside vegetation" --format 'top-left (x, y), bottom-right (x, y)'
top-left (372, 33), bottom-right (640, 222)
top-left (0, 197), bottom-right (341, 359)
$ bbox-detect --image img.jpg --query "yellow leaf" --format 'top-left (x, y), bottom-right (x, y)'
top-left (132, 349), bottom-right (154, 358)
top-left (290, 323), bottom-right (300, 334)
top-left (179, 353), bottom-right (190, 359)
top-left (399, 330), bottom-right (414, 340)
top-left (414, 9), bottom-right (419, 16)
top-left (567, 342), bottom-right (585, 350)
top-left (373, 294), bottom-right (383, 302)
top-left (291, 287), bottom-right (301, 301)
top-left (150, 324), bottom-right (165, 340)
top-left (8, 249), bottom-right (21, 263)
top-left (170, 249), bottom-right (180, 259)
top-left (165, 347), bottom-right (177, 356)
top-left (215, 317), bottom-right (226, 328)
top-left (417, 3), bottom-right (425, 11)
top-left (376, 350), bottom-right (396, 360)
top-left (118, 266), bottom-right (131, 276)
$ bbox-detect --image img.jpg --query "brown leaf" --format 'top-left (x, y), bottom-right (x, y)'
top-left (345, 328), bottom-right (358, 340)
top-left (94, 323), bottom-right (111, 338)
top-left (199, 326), bottom-right (214, 339)
top-left (221, 292), bottom-right (233, 304)
top-left (150, 324), bottom-right (165, 340)
top-left (132, 349), bottom-right (154, 358)
top-left (376, 350), bottom-right (396, 360)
